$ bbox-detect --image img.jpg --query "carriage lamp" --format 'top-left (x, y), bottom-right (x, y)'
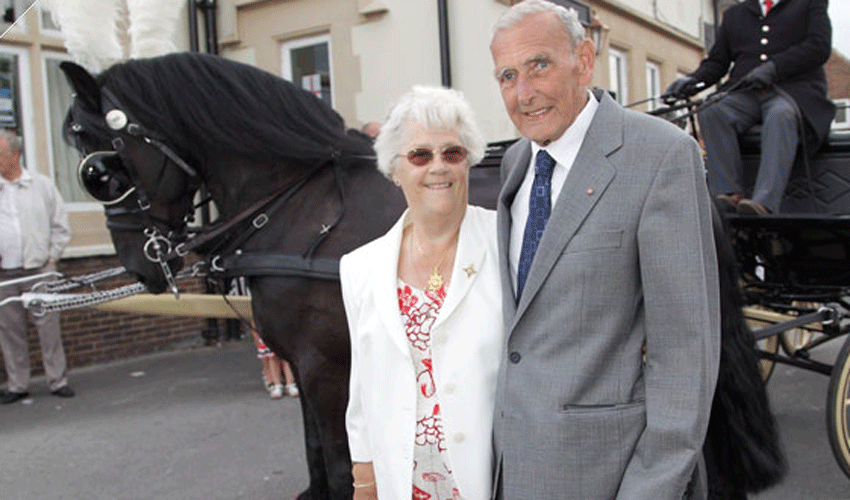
top-left (589, 13), bottom-right (610, 55)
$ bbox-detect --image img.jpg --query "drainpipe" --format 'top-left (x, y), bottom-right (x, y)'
top-left (438, 0), bottom-right (451, 87)
top-left (188, 0), bottom-right (199, 53)
top-left (200, 0), bottom-right (219, 55)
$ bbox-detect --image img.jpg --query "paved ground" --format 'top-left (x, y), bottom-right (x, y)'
top-left (0, 339), bottom-right (309, 500)
top-left (2, 335), bottom-right (849, 499)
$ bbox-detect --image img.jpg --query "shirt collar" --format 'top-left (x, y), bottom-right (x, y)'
top-left (531, 89), bottom-right (599, 166)
top-left (8, 167), bottom-right (33, 187)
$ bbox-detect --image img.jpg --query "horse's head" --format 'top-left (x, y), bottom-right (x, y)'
top-left (61, 61), bottom-right (201, 294)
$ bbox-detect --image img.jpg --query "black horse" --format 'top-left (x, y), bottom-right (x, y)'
top-left (59, 52), bottom-right (501, 499)
top-left (61, 52), bottom-right (783, 499)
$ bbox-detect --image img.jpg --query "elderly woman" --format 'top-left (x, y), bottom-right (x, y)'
top-left (340, 85), bottom-right (502, 500)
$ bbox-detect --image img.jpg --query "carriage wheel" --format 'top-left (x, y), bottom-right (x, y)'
top-left (826, 335), bottom-right (850, 479)
top-left (779, 301), bottom-right (818, 355)
top-left (746, 317), bottom-right (779, 381)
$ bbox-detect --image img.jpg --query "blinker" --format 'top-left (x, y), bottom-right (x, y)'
top-left (78, 151), bottom-right (136, 205)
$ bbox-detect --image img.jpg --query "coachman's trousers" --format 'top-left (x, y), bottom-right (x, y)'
top-left (698, 88), bottom-right (799, 214)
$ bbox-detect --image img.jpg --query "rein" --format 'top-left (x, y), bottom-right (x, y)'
top-left (167, 156), bottom-right (347, 282)
top-left (213, 158), bottom-right (347, 281)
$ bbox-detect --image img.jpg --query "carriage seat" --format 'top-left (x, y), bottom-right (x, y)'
top-left (738, 126), bottom-right (850, 156)
top-left (738, 125), bottom-right (850, 214)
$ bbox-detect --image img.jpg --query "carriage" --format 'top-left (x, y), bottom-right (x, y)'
top-left (3, 51), bottom-right (844, 497)
top-left (647, 92), bottom-right (850, 480)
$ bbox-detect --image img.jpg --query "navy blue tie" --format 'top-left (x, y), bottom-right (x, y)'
top-left (517, 150), bottom-right (556, 300)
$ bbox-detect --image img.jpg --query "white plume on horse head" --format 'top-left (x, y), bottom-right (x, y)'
top-left (43, 0), bottom-right (184, 74)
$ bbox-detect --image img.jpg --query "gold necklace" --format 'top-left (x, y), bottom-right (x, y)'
top-left (411, 227), bottom-right (457, 291)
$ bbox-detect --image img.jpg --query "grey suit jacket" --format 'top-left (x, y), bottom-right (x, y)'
top-left (493, 90), bottom-right (720, 500)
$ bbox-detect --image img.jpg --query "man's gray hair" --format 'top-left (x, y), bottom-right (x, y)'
top-left (0, 129), bottom-right (22, 155)
top-left (373, 85), bottom-right (486, 179)
top-left (491, 0), bottom-right (587, 50)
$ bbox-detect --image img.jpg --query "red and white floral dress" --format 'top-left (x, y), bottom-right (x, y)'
top-left (397, 280), bottom-right (465, 500)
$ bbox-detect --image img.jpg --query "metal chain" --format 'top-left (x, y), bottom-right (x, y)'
top-left (24, 282), bottom-right (148, 316)
top-left (40, 266), bottom-right (129, 292)
top-left (7, 265), bottom-right (206, 316)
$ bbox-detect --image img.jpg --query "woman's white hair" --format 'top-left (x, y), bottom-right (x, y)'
top-left (491, 0), bottom-right (587, 50)
top-left (373, 85), bottom-right (486, 179)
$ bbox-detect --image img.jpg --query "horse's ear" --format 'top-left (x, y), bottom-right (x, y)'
top-left (60, 61), bottom-right (102, 113)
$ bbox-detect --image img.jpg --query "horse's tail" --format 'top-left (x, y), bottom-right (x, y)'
top-left (704, 204), bottom-right (787, 498)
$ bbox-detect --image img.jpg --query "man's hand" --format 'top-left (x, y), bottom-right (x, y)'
top-left (663, 77), bottom-right (700, 104)
top-left (742, 61), bottom-right (777, 90)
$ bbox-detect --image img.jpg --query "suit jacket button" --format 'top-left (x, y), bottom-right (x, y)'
top-left (509, 351), bottom-right (521, 364)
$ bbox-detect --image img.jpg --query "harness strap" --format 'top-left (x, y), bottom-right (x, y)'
top-left (301, 157), bottom-right (347, 258)
top-left (220, 253), bottom-right (340, 281)
top-left (180, 158), bottom-right (332, 262)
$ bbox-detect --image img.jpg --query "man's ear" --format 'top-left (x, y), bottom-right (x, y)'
top-left (576, 39), bottom-right (596, 86)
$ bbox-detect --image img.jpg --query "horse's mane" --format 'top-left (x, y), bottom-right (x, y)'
top-left (84, 52), bottom-right (375, 165)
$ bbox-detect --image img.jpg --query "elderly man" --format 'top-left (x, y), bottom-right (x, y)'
top-left (0, 129), bottom-right (73, 404)
top-left (489, 1), bottom-right (720, 498)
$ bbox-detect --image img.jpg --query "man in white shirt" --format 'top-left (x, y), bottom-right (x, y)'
top-left (0, 129), bottom-right (73, 404)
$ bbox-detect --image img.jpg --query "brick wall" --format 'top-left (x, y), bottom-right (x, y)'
top-left (825, 50), bottom-right (850, 100)
top-left (0, 254), bottom-right (236, 386)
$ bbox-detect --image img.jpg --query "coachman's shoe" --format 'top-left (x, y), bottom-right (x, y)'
top-left (1, 390), bottom-right (30, 404)
top-left (737, 199), bottom-right (771, 215)
top-left (51, 385), bottom-right (76, 398)
top-left (716, 193), bottom-right (744, 213)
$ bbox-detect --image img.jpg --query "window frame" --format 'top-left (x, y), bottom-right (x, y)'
top-left (645, 61), bottom-right (660, 111)
top-left (37, 3), bottom-right (62, 38)
top-left (0, 44), bottom-right (36, 174)
top-left (280, 33), bottom-right (335, 109)
top-left (41, 50), bottom-right (100, 210)
top-left (607, 47), bottom-right (628, 105)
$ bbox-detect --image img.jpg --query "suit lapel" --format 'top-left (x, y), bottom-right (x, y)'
top-left (498, 141), bottom-right (532, 322)
top-left (511, 90), bottom-right (622, 328)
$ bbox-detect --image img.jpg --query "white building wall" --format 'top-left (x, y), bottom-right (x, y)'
top-left (351, 0), bottom-right (527, 144)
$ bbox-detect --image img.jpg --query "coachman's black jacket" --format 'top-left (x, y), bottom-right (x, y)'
top-left (691, 0), bottom-right (836, 150)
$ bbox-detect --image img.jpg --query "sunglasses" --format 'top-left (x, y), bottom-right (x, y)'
top-left (78, 151), bottom-right (136, 205)
top-left (400, 145), bottom-right (468, 167)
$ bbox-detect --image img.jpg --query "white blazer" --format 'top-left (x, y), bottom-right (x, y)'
top-left (341, 205), bottom-right (502, 500)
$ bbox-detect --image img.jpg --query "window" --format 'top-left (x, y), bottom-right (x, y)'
top-left (38, 3), bottom-right (61, 37)
top-left (608, 48), bottom-right (627, 105)
top-left (281, 34), bottom-right (333, 107)
top-left (0, 46), bottom-right (35, 170)
top-left (832, 99), bottom-right (849, 131)
top-left (645, 62), bottom-right (660, 111)
top-left (43, 52), bottom-right (90, 205)
top-left (2, 0), bottom-right (35, 33)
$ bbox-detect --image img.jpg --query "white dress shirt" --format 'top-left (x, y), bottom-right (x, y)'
top-left (762, 0), bottom-right (779, 16)
top-left (0, 174), bottom-right (25, 269)
top-left (509, 89), bottom-right (600, 294)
